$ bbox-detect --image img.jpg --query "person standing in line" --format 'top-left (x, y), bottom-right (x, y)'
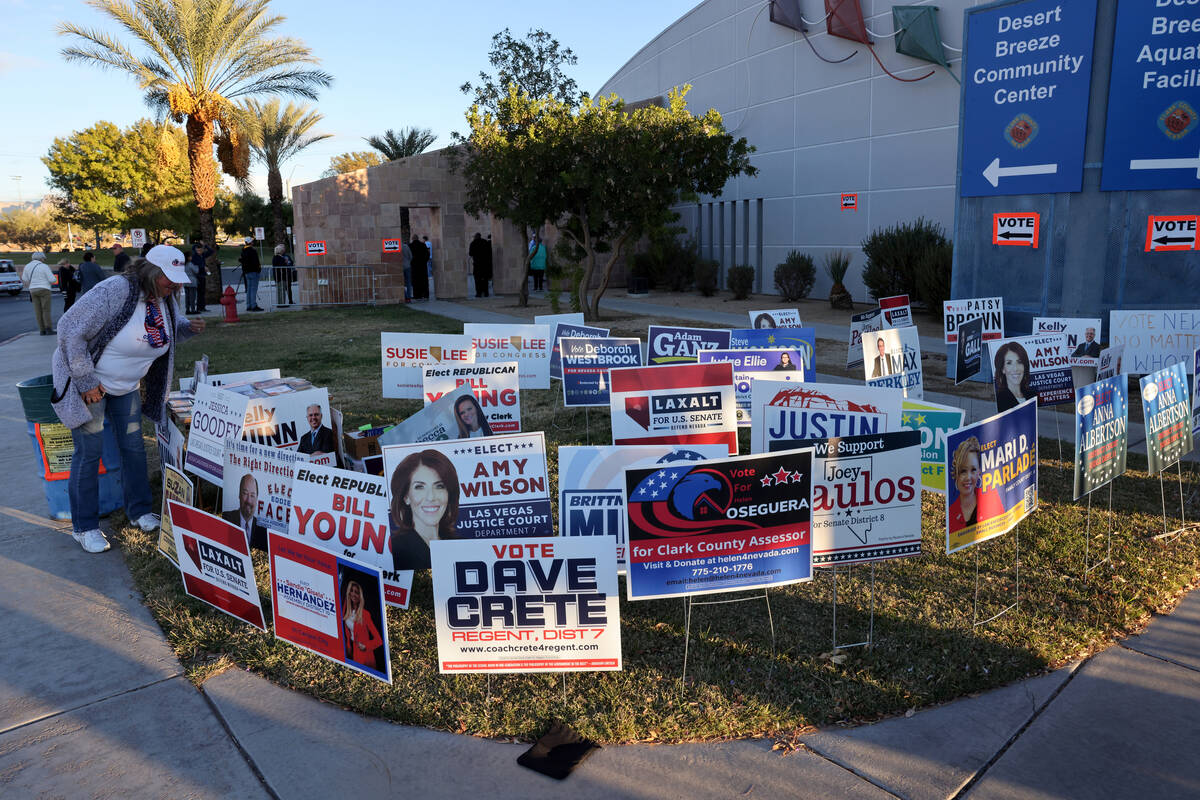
top-left (423, 235), bottom-right (434, 298)
top-left (139, 240), bottom-right (154, 257)
top-left (239, 236), bottom-right (263, 311)
top-left (111, 243), bottom-right (131, 274)
top-left (529, 234), bottom-right (547, 292)
top-left (409, 234), bottom-right (429, 299)
top-left (468, 232), bottom-right (490, 297)
top-left (401, 238), bottom-right (413, 301)
top-left (272, 244), bottom-right (294, 306)
top-left (77, 251), bottom-right (105, 295)
top-left (51, 245), bottom-right (205, 553)
top-left (22, 252), bottom-right (57, 335)
top-left (190, 241), bottom-right (212, 312)
top-left (58, 258), bottom-right (79, 313)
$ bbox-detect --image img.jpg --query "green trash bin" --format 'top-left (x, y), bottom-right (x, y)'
top-left (16, 375), bottom-right (124, 520)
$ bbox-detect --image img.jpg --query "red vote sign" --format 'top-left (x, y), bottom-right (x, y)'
top-left (992, 213), bottom-right (1040, 247)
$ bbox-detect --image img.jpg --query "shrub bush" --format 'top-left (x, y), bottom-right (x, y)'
top-left (694, 260), bottom-right (719, 297)
top-left (825, 250), bottom-right (854, 310)
top-left (727, 265), bottom-right (755, 299)
top-left (916, 240), bottom-right (953, 318)
top-left (774, 250), bottom-right (816, 301)
top-left (860, 217), bottom-right (948, 302)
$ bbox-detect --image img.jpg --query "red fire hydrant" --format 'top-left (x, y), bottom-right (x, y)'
top-left (220, 286), bottom-right (239, 323)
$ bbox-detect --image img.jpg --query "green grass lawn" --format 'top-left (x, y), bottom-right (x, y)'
top-left (114, 304), bottom-right (1200, 744)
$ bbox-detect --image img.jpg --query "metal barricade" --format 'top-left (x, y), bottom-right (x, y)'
top-left (295, 265), bottom-right (404, 307)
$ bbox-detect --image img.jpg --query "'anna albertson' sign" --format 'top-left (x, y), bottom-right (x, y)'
top-left (430, 537), bottom-right (621, 673)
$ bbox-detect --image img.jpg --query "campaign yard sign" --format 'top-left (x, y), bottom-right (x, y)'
top-left (944, 399), bottom-right (1038, 555)
top-left (423, 362), bottom-right (521, 434)
top-left (381, 333), bottom-right (476, 399)
top-left (243, 387), bottom-right (331, 453)
top-left (989, 334), bottom-right (1072, 410)
top-left (533, 313), bottom-right (605, 380)
top-left (1097, 345), bottom-right (1124, 381)
top-left (647, 326), bottom-right (731, 365)
top-left (168, 501), bottom-right (267, 630)
top-left (750, 380), bottom-right (904, 454)
top-left (560, 337), bottom-right (642, 407)
top-left (698, 348), bottom-right (806, 426)
top-left (179, 367), bottom-right (279, 393)
top-left (1194, 348), bottom-right (1200, 440)
top-left (381, 433), bottom-right (553, 571)
top-left (185, 383), bottom-right (248, 485)
top-left (157, 464), bottom-right (193, 565)
top-left (1141, 363), bottom-right (1194, 474)
top-left (379, 384), bottom-right (478, 445)
top-left (749, 309), bottom-right (802, 328)
top-left (1034, 317), bottom-right (1103, 362)
top-left (557, 444), bottom-right (727, 569)
top-left (609, 362), bottom-right (738, 455)
top-left (943, 297), bottom-right (1005, 343)
top-left (879, 294), bottom-right (912, 328)
top-left (222, 439), bottom-right (303, 549)
top-left (901, 399), bottom-right (967, 493)
top-left (848, 308), bottom-right (887, 369)
top-left (463, 323), bottom-right (552, 389)
top-left (156, 417), bottom-right (186, 472)
top-left (430, 537), bottom-right (621, 673)
top-left (289, 462), bottom-right (414, 608)
top-left (268, 532), bottom-right (392, 683)
top-left (728, 328), bottom-right (816, 377)
top-left (1109, 310), bottom-right (1200, 376)
top-left (863, 328), bottom-right (923, 399)
top-left (772, 431), bottom-right (922, 566)
top-left (956, 317), bottom-right (985, 384)
top-left (623, 449), bottom-right (814, 600)
top-left (1074, 377), bottom-right (1129, 500)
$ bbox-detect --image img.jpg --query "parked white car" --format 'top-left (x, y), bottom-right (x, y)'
top-left (0, 260), bottom-right (21, 296)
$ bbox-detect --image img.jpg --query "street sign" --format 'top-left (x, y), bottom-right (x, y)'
top-left (305, 240), bottom-right (326, 256)
top-left (1145, 215), bottom-right (1199, 252)
top-left (841, 192), bottom-right (858, 210)
top-left (1101, 2), bottom-right (1200, 191)
top-left (382, 238), bottom-right (401, 252)
top-left (992, 212), bottom-right (1040, 247)
top-left (959, 0), bottom-right (1098, 197)
top-left (253, 226), bottom-right (264, 241)
top-left (130, 229), bottom-right (147, 248)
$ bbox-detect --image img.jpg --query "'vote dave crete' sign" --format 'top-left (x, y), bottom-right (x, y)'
top-left (960, 0), bottom-right (1098, 196)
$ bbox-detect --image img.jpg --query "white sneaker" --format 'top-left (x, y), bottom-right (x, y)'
top-left (72, 529), bottom-right (110, 553)
top-left (135, 513), bottom-right (161, 532)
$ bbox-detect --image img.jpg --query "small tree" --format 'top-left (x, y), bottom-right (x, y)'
top-left (322, 151), bottom-right (383, 177)
top-left (246, 99), bottom-right (330, 248)
top-left (727, 265), bottom-right (755, 299)
top-left (774, 250), bottom-right (815, 300)
top-left (460, 28), bottom-right (583, 116)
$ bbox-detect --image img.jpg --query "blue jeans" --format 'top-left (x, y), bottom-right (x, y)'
top-left (245, 271), bottom-right (261, 308)
top-left (68, 390), bottom-right (153, 532)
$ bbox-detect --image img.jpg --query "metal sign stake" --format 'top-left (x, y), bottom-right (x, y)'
top-left (973, 526), bottom-right (1020, 627)
top-left (680, 590), bottom-right (776, 690)
top-left (830, 563), bottom-right (876, 651)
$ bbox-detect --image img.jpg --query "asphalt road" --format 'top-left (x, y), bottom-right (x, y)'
top-left (0, 289), bottom-right (65, 343)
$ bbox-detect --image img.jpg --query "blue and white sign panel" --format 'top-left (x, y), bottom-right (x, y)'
top-left (561, 337), bottom-right (642, 407)
top-left (960, 0), bottom-right (1098, 196)
top-left (1101, 0), bottom-right (1200, 191)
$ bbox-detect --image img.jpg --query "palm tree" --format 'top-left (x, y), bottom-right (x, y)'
top-left (365, 127), bottom-right (437, 161)
top-left (58, 0), bottom-right (332, 299)
top-left (245, 99), bottom-right (330, 250)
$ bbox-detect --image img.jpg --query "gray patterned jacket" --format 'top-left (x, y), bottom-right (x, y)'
top-left (51, 275), bottom-right (198, 429)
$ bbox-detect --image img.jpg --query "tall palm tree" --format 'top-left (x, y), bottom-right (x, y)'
top-left (365, 127), bottom-right (437, 161)
top-left (245, 99), bottom-right (330, 250)
top-left (59, 0), bottom-right (332, 298)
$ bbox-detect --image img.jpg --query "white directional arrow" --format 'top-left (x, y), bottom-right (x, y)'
top-left (983, 158), bottom-right (1059, 188)
top-left (1130, 148), bottom-right (1200, 178)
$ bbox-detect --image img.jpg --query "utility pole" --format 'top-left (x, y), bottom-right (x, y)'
top-left (10, 176), bottom-right (21, 204)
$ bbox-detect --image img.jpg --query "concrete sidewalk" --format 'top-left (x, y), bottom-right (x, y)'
top-left (3, 325), bottom-right (1198, 799)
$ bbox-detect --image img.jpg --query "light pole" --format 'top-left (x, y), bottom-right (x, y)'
top-left (10, 176), bottom-right (21, 203)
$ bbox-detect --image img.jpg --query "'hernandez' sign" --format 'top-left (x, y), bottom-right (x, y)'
top-left (268, 532), bottom-right (392, 683)
top-left (623, 450), bottom-right (813, 600)
top-left (751, 380), bottom-right (903, 454)
top-left (647, 326), bottom-right (730, 365)
top-left (1141, 363), bottom-right (1194, 474)
top-left (289, 462), bottom-right (414, 608)
top-left (1074, 377), bottom-right (1128, 500)
top-left (168, 501), bottom-right (267, 630)
top-left (463, 323), bottom-right (552, 389)
top-left (609, 362), bottom-right (738, 454)
top-left (381, 433), bottom-right (552, 570)
top-left (423, 362), bottom-right (521, 434)
top-left (557, 444), bottom-right (726, 569)
top-left (381, 333), bottom-right (475, 399)
top-left (431, 538), bottom-right (621, 673)
top-left (944, 399), bottom-right (1038, 555)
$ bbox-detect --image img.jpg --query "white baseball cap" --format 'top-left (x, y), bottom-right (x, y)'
top-left (145, 245), bottom-right (191, 284)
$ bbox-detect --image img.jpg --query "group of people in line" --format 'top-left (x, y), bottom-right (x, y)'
top-left (400, 235), bottom-right (437, 301)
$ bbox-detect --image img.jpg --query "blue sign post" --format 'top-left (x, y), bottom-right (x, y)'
top-left (959, 0), bottom-right (1099, 197)
top-left (1101, 0), bottom-right (1200, 191)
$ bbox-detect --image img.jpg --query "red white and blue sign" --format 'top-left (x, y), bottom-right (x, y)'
top-left (960, 0), bottom-right (1098, 196)
top-left (623, 450), bottom-right (814, 600)
top-left (168, 501), bottom-right (267, 630)
top-left (560, 337), bottom-right (642, 407)
top-left (1141, 362), bottom-right (1194, 474)
top-left (609, 362), bottom-right (739, 455)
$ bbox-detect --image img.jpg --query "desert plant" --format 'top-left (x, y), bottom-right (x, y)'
top-left (860, 216), bottom-right (948, 301)
top-left (694, 259), bottom-right (719, 297)
top-left (774, 250), bottom-right (815, 301)
top-left (825, 250), bottom-right (854, 310)
top-left (727, 265), bottom-right (755, 299)
top-left (630, 227), bottom-right (701, 292)
top-left (916, 240), bottom-right (953, 318)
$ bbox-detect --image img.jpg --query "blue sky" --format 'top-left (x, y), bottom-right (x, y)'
top-left (0, 0), bottom-right (700, 203)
